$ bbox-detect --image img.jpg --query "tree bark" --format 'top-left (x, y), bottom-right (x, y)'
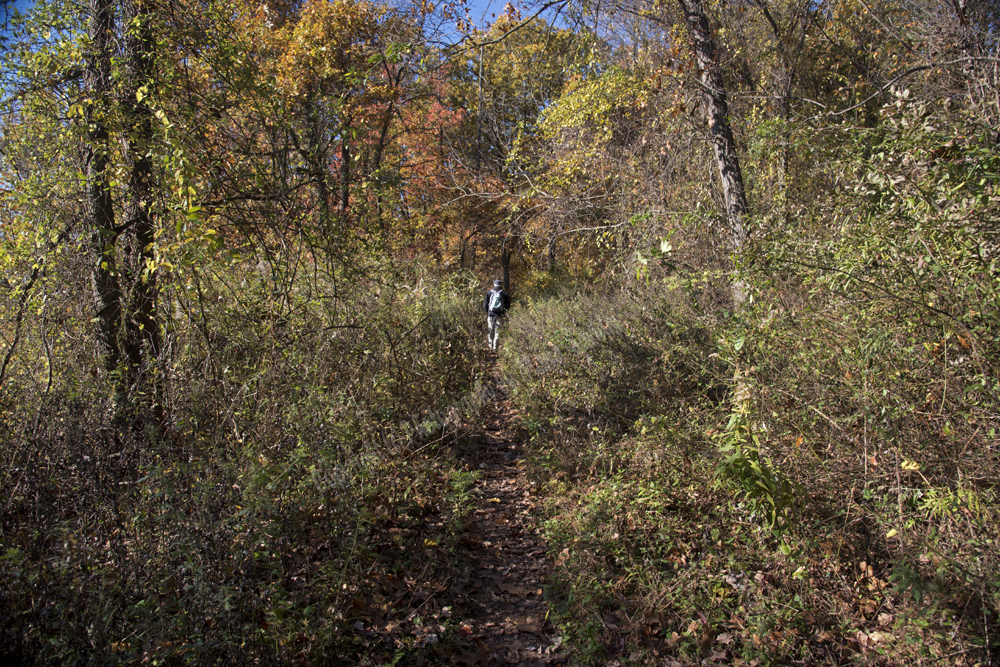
top-left (121, 0), bottom-right (163, 421)
top-left (501, 245), bottom-right (511, 294)
top-left (85, 0), bottom-right (125, 379)
top-left (339, 135), bottom-right (351, 216)
top-left (677, 0), bottom-right (751, 255)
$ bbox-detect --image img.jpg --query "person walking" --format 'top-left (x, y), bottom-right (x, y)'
top-left (484, 279), bottom-right (510, 351)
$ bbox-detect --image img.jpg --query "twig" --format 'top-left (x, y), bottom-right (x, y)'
top-left (930, 645), bottom-right (998, 664)
top-left (772, 388), bottom-right (846, 433)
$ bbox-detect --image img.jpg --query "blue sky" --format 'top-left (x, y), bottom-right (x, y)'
top-left (464, 0), bottom-right (505, 27)
top-left (2, 0), bottom-right (33, 35)
top-left (448, 0), bottom-right (569, 37)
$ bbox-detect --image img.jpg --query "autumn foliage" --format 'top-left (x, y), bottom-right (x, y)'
top-left (1, 0), bottom-right (999, 663)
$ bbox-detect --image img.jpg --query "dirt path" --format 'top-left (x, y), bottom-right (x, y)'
top-left (443, 367), bottom-right (565, 666)
top-left (349, 366), bottom-right (564, 665)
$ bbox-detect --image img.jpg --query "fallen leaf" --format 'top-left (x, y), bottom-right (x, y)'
top-left (497, 583), bottom-right (531, 597)
top-left (516, 617), bottom-right (544, 635)
top-left (453, 639), bottom-right (491, 666)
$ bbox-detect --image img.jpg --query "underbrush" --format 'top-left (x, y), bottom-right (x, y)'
top-left (0, 266), bottom-right (493, 664)
top-left (503, 282), bottom-right (721, 448)
top-left (505, 278), bottom-right (1000, 666)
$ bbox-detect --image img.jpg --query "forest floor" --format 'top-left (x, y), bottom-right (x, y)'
top-left (427, 357), bottom-right (565, 666)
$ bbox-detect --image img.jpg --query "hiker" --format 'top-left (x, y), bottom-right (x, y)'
top-left (484, 279), bottom-right (510, 351)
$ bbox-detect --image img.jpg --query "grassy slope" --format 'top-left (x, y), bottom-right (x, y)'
top-left (501, 280), bottom-right (999, 666)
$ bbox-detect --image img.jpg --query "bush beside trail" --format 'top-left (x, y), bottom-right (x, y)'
top-left (0, 270), bottom-right (494, 665)
top-left (502, 278), bottom-right (1000, 666)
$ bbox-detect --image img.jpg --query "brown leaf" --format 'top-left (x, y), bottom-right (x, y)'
top-left (515, 616), bottom-right (544, 635)
top-left (496, 582), bottom-right (531, 597)
top-left (453, 639), bottom-right (491, 666)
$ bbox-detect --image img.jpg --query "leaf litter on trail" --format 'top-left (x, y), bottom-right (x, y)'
top-left (451, 639), bottom-right (492, 666)
top-left (515, 615), bottom-right (545, 635)
top-left (496, 582), bottom-right (532, 597)
top-left (385, 371), bottom-right (558, 666)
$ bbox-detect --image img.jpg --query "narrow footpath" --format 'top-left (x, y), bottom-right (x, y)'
top-left (350, 365), bottom-right (564, 666)
top-left (443, 366), bottom-right (564, 666)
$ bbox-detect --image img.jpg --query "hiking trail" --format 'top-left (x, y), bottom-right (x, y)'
top-left (441, 362), bottom-right (564, 666)
top-left (351, 362), bottom-right (564, 666)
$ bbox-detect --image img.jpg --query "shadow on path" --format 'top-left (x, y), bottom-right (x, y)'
top-left (444, 362), bottom-right (564, 666)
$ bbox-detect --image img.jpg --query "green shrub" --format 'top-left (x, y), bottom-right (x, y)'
top-left (0, 265), bottom-right (491, 665)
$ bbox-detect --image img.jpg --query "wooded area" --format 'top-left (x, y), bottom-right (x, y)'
top-left (1, 0), bottom-right (998, 662)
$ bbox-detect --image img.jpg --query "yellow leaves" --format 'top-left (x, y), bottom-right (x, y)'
top-left (536, 68), bottom-right (651, 155)
top-left (274, 0), bottom-right (384, 100)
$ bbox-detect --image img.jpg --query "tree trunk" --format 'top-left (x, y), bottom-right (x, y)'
top-left (85, 0), bottom-right (125, 380)
top-left (678, 0), bottom-right (752, 409)
top-left (339, 128), bottom-right (351, 217)
top-left (501, 245), bottom-right (511, 294)
top-left (121, 0), bottom-right (162, 422)
top-left (677, 0), bottom-right (751, 256)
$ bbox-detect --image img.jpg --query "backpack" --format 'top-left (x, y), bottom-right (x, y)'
top-left (488, 289), bottom-right (506, 316)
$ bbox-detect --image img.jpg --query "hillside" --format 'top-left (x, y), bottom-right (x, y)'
top-left (1, 0), bottom-right (998, 663)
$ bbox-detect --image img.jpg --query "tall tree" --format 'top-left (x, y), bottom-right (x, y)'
top-left (79, 0), bottom-right (166, 418)
top-left (121, 0), bottom-right (163, 419)
top-left (84, 0), bottom-right (127, 385)
top-left (275, 0), bottom-right (401, 238)
top-left (676, 0), bottom-right (750, 258)
top-left (449, 11), bottom-right (587, 273)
